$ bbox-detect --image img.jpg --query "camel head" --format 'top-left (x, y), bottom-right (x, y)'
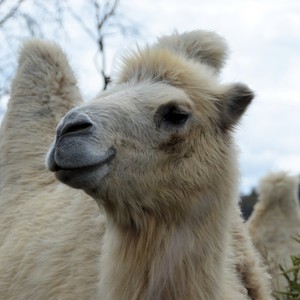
top-left (46, 31), bottom-right (254, 227)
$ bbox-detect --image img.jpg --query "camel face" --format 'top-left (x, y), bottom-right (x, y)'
top-left (47, 82), bottom-right (199, 200)
top-left (47, 79), bottom-right (250, 217)
top-left (46, 32), bottom-right (254, 223)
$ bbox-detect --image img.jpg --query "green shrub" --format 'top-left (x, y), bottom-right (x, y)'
top-left (276, 237), bottom-right (300, 300)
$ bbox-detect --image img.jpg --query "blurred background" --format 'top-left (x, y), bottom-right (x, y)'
top-left (1, 0), bottom-right (300, 215)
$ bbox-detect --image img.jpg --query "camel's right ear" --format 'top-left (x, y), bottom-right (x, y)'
top-left (155, 30), bottom-right (228, 73)
top-left (218, 83), bottom-right (254, 131)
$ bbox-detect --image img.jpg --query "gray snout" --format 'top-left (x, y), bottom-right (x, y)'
top-left (57, 110), bottom-right (94, 138)
top-left (46, 107), bottom-right (116, 178)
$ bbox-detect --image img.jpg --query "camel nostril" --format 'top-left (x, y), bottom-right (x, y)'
top-left (62, 121), bottom-right (93, 135)
top-left (57, 111), bottom-right (95, 137)
top-left (58, 114), bottom-right (94, 137)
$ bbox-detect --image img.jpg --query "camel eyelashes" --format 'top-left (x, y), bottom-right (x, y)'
top-left (156, 103), bottom-right (190, 128)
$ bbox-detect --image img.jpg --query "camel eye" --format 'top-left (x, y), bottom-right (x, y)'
top-left (163, 107), bottom-right (188, 125)
top-left (156, 104), bottom-right (190, 129)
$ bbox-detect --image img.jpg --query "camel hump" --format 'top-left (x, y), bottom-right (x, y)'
top-left (258, 172), bottom-right (299, 208)
top-left (0, 39), bottom-right (83, 190)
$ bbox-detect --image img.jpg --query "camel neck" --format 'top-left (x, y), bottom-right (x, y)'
top-left (99, 194), bottom-right (231, 300)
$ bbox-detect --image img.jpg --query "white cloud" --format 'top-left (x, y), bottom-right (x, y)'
top-left (236, 91), bottom-right (300, 191)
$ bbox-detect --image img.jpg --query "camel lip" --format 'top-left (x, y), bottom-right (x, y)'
top-left (49, 146), bottom-right (116, 173)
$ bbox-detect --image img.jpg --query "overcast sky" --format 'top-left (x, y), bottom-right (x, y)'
top-left (2, 0), bottom-right (300, 193)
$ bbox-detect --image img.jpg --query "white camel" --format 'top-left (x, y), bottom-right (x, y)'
top-left (0, 30), bottom-right (271, 299)
top-left (248, 172), bottom-right (300, 295)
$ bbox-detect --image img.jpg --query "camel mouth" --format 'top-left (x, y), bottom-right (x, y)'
top-left (52, 147), bottom-right (116, 172)
top-left (46, 144), bottom-right (116, 189)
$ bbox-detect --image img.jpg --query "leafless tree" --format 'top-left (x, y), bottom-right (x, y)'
top-left (0, 0), bottom-right (66, 99)
top-left (0, 0), bottom-right (138, 104)
top-left (66, 0), bottom-right (138, 90)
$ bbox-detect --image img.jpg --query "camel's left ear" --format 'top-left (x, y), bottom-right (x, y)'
top-left (218, 83), bottom-right (254, 131)
top-left (155, 30), bottom-right (228, 73)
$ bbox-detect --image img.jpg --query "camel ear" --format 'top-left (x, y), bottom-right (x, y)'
top-left (155, 30), bottom-right (228, 73)
top-left (218, 83), bottom-right (254, 131)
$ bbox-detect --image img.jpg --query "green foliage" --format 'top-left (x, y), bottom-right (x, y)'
top-left (276, 236), bottom-right (300, 300)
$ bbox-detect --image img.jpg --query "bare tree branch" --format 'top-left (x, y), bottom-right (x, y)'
top-left (0, 0), bottom-right (25, 27)
top-left (0, 0), bottom-right (139, 104)
top-left (0, 0), bottom-right (8, 7)
top-left (96, 0), bottom-right (119, 33)
top-left (93, 0), bottom-right (119, 89)
top-left (65, 0), bottom-right (121, 90)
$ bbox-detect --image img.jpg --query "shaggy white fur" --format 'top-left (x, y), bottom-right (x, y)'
top-left (0, 31), bottom-right (272, 299)
top-left (248, 172), bottom-right (300, 295)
